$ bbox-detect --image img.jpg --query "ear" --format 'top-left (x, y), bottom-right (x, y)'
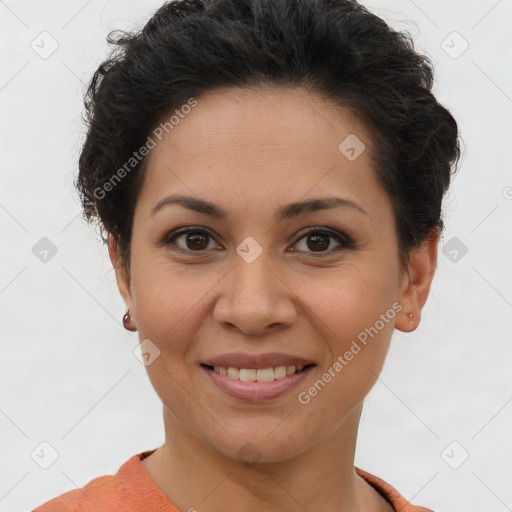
top-left (395, 227), bottom-right (439, 332)
top-left (108, 233), bottom-right (133, 315)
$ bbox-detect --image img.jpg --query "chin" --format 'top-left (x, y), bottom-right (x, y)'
top-left (199, 424), bottom-right (313, 465)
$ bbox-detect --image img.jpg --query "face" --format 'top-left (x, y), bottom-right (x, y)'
top-left (111, 86), bottom-right (437, 463)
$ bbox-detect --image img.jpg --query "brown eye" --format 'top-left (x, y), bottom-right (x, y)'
top-left (183, 232), bottom-right (210, 250)
top-left (164, 229), bottom-right (220, 252)
top-left (305, 233), bottom-right (330, 251)
top-left (291, 228), bottom-right (352, 255)
top-left (162, 226), bottom-right (353, 256)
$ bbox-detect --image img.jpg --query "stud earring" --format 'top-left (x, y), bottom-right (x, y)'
top-left (408, 313), bottom-right (414, 325)
top-left (123, 310), bottom-right (137, 332)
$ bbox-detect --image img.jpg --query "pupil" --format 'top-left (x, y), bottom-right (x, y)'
top-left (308, 234), bottom-right (328, 251)
top-left (188, 233), bottom-right (208, 250)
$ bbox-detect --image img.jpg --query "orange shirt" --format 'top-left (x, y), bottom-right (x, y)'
top-left (33, 450), bottom-right (433, 511)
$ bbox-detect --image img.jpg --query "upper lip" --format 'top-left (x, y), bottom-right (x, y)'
top-left (202, 352), bottom-right (316, 369)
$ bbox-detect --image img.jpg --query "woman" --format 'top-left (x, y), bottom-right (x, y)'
top-left (33, 0), bottom-right (461, 510)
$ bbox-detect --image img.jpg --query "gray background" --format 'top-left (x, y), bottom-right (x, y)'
top-left (1, 0), bottom-right (511, 511)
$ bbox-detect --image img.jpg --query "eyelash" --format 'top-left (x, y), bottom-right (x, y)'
top-left (161, 226), bottom-right (354, 256)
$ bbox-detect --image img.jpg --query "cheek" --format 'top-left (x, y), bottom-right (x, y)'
top-left (293, 269), bottom-right (397, 405)
top-left (129, 263), bottom-right (216, 419)
top-left (302, 264), bottom-right (398, 342)
top-left (130, 259), bottom-right (220, 349)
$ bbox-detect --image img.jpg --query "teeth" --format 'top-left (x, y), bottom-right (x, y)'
top-left (256, 368), bottom-right (274, 382)
top-left (227, 367), bottom-right (240, 379)
top-left (239, 369), bottom-right (257, 382)
top-left (274, 366), bottom-right (286, 379)
top-left (210, 364), bottom-right (308, 381)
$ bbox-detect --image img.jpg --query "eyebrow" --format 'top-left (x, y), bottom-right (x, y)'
top-left (150, 194), bottom-right (368, 221)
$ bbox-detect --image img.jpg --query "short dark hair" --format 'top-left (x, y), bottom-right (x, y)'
top-left (77, 0), bottom-right (462, 268)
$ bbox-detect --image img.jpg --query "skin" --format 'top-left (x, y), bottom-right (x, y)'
top-left (109, 86), bottom-right (439, 512)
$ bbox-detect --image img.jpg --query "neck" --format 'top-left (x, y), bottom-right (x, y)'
top-left (141, 403), bottom-right (392, 512)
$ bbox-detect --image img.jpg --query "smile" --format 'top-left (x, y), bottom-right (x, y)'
top-left (202, 364), bottom-right (314, 382)
top-left (200, 362), bottom-right (316, 402)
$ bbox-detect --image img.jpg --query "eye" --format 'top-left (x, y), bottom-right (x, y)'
top-left (163, 228), bottom-right (221, 253)
top-left (290, 228), bottom-right (353, 255)
top-left (162, 227), bottom-right (353, 255)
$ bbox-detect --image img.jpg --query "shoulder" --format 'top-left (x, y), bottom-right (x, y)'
top-left (31, 452), bottom-right (150, 512)
top-left (32, 451), bottom-right (175, 512)
top-left (355, 467), bottom-right (435, 512)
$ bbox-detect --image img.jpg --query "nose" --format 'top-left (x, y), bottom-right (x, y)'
top-left (213, 253), bottom-right (298, 337)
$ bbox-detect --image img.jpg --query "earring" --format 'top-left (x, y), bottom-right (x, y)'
top-left (123, 310), bottom-right (137, 332)
top-left (408, 313), bottom-right (414, 325)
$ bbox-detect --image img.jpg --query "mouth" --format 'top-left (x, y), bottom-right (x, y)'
top-left (201, 363), bottom-right (316, 382)
top-left (200, 355), bottom-right (317, 402)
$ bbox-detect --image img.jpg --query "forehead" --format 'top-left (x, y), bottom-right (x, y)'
top-left (152, 86), bottom-right (369, 157)
top-left (136, 86), bottom-right (389, 222)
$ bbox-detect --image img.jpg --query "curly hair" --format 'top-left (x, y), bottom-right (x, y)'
top-left (77, 0), bottom-right (461, 269)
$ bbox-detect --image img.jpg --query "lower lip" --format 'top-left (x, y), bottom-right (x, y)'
top-left (201, 365), bottom-right (315, 402)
